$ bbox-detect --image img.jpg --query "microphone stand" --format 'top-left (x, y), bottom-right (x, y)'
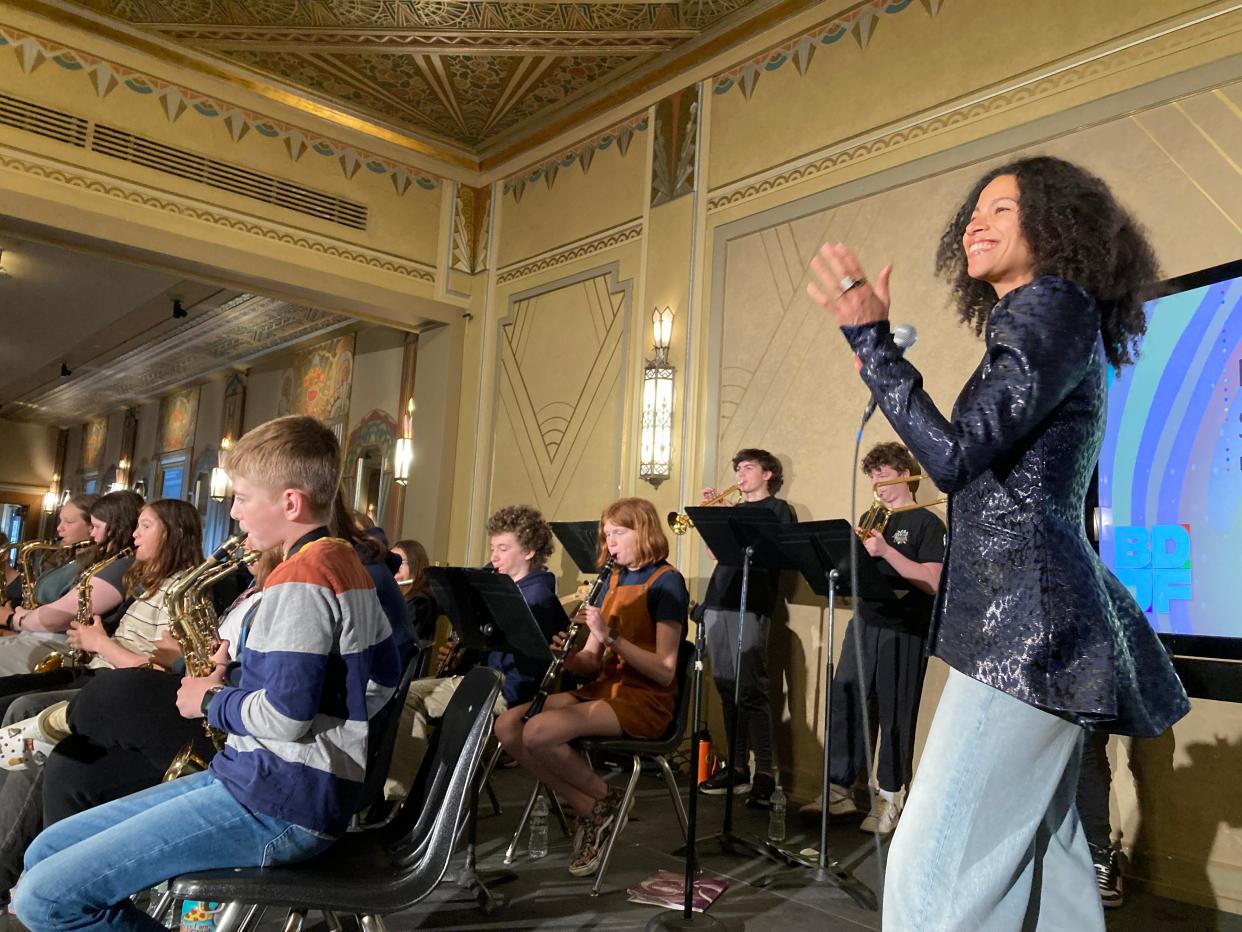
top-left (646, 611), bottom-right (725, 930)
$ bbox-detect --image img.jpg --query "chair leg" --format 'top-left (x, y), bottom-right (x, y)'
top-left (503, 779), bottom-right (542, 864)
top-left (321, 911), bottom-right (343, 932)
top-left (280, 908), bottom-right (306, 932)
top-left (359, 915), bottom-right (389, 932)
top-left (655, 754), bottom-right (689, 842)
top-left (480, 742), bottom-right (504, 816)
top-left (214, 902), bottom-right (264, 932)
top-left (591, 755), bottom-right (642, 897)
top-left (147, 888), bottom-right (175, 923)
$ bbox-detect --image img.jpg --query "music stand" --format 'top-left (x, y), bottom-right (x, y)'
top-left (424, 567), bottom-right (557, 912)
top-left (751, 519), bottom-right (899, 910)
top-left (684, 506), bottom-right (786, 860)
top-left (550, 521), bottom-right (600, 577)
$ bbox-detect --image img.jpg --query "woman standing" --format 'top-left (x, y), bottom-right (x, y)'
top-left (495, 497), bottom-right (688, 878)
top-left (807, 156), bottom-right (1189, 929)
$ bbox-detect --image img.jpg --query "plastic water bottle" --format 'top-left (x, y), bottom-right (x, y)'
top-left (768, 784), bottom-right (787, 843)
top-left (529, 792), bottom-right (549, 859)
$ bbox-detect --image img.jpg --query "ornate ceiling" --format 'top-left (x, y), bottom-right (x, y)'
top-left (63, 1), bottom-right (785, 157)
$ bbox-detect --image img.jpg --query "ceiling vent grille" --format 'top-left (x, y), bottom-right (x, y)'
top-left (0, 92), bottom-right (89, 148)
top-left (0, 90), bottom-right (368, 231)
top-left (92, 124), bottom-right (368, 230)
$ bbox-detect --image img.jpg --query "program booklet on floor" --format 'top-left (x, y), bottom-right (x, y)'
top-left (626, 869), bottom-right (729, 913)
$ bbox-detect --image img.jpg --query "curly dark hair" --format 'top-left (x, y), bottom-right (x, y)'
top-left (935, 156), bottom-right (1158, 369)
top-left (862, 442), bottom-right (921, 494)
top-left (486, 505), bottom-right (554, 568)
top-left (731, 448), bottom-right (784, 493)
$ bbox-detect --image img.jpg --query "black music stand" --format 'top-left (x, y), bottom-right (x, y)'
top-left (424, 567), bottom-right (558, 912)
top-left (684, 505), bottom-right (786, 860)
top-left (646, 605), bottom-right (726, 932)
top-left (751, 519), bottom-right (898, 910)
top-left (550, 521), bottom-right (600, 577)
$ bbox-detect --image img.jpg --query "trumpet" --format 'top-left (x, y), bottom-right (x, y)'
top-left (523, 556), bottom-right (615, 721)
top-left (668, 484), bottom-right (741, 536)
top-left (856, 476), bottom-right (947, 540)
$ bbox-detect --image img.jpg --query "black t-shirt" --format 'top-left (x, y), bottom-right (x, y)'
top-left (702, 496), bottom-right (796, 615)
top-left (596, 561), bottom-right (690, 626)
top-left (858, 508), bottom-right (946, 635)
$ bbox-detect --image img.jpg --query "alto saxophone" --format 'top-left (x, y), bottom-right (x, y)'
top-left (163, 534), bottom-right (258, 781)
top-left (32, 546), bottom-right (134, 674)
top-left (16, 539), bottom-right (92, 610)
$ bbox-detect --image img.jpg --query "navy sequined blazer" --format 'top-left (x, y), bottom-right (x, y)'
top-left (843, 276), bottom-right (1189, 737)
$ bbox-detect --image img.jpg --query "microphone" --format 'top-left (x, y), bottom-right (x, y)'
top-left (861, 323), bottom-right (918, 426)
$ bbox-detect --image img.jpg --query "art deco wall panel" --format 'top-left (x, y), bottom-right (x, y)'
top-left (491, 264), bottom-right (633, 531)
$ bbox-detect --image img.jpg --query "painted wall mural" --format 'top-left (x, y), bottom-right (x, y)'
top-left (277, 333), bottom-right (356, 430)
top-left (157, 387), bottom-right (200, 454)
top-left (80, 417), bottom-right (107, 470)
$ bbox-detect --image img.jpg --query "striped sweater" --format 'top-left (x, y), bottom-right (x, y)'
top-left (207, 534), bottom-right (401, 836)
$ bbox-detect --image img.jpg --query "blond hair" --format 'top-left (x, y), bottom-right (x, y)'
top-left (224, 415), bottom-right (341, 514)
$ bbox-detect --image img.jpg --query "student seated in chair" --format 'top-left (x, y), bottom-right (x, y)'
top-left (384, 505), bottom-right (564, 800)
top-left (13, 415), bottom-right (402, 932)
top-left (495, 497), bottom-right (688, 878)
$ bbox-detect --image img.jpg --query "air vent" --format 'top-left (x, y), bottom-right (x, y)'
top-left (0, 92), bottom-right (89, 148)
top-left (92, 124), bottom-right (368, 230)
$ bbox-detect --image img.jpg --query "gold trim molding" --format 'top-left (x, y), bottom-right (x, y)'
top-left (495, 219), bottom-right (643, 285)
top-left (706, 2), bottom-right (1242, 213)
top-left (0, 145), bottom-right (437, 282)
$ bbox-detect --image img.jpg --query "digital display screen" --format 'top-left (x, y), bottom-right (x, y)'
top-left (1098, 265), bottom-right (1242, 638)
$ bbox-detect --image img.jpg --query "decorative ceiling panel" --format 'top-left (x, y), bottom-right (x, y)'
top-left (62, 0), bottom-right (773, 153)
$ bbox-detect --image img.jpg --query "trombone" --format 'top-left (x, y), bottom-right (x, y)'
top-left (856, 476), bottom-right (946, 540)
top-left (667, 484), bottom-right (741, 536)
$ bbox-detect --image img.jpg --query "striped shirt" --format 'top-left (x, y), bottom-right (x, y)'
top-left (87, 577), bottom-right (173, 671)
top-left (207, 534), bottom-right (401, 836)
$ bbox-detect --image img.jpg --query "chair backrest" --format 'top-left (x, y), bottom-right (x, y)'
top-left (352, 649), bottom-right (424, 823)
top-left (388, 666), bottom-right (501, 868)
top-left (658, 638), bottom-right (696, 749)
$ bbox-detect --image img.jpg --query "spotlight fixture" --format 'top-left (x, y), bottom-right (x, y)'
top-left (172, 299), bottom-right (188, 319)
top-left (0, 249), bottom-right (9, 279)
top-left (60, 362), bottom-right (72, 378)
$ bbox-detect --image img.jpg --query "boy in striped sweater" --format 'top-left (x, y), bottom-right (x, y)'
top-left (15, 415), bottom-right (402, 932)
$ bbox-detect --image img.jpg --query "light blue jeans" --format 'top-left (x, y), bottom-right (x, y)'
top-left (14, 770), bottom-right (333, 931)
top-left (884, 668), bottom-right (1104, 931)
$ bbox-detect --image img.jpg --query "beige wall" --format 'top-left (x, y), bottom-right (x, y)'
top-left (0, 418), bottom-right (57, 493)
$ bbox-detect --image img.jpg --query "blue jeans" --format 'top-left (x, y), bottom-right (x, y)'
top-left (884, 668), bottom-right (1104, 931)
top-left (15, 771), bottom-right (333, 931)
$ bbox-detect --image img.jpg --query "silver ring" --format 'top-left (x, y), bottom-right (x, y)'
top-left (839, 275), bottom-right (866, 294)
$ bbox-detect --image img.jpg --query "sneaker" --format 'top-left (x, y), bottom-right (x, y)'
top-left (860, 795), bottom-right (901, 834)
top-left (569, 788), bottom-right (633, 877)
top-left (798, 783), bottom-right (858, 820)
top-left (746, 772), bottom-right (776, 809)
top-left (1091, 844), bottom-right (1124, 909)
top-left (698, 767), bottom-right (751, 796)
top-left (0, 701), bottom-right (68, 771)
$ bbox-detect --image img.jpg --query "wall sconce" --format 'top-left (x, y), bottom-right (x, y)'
top-left (42, 489), bottom-right (60, 512)
top-left (209, 466), bottom-right (231, 502)
top-left (108, 482), bottom-right (127, 494)
top-left (639, 306), bottom-right (675, 488)
top-left (393, 436), bottom-right (413, 486)
top-left (393, 398), bottom-right (414, 486)
top-left (0, 249), bottom-right (10, 279)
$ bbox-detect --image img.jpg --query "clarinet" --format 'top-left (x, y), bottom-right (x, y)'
top-left (523, 556), bottom-right (615, 721)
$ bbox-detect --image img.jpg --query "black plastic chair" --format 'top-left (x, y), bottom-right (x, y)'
top-left (170, 666), bottom-right (503, 932)
top-left (504, 639), bottom-right (694, 895)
